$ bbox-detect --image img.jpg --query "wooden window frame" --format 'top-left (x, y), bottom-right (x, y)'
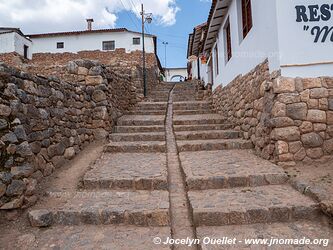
top-left (56, 42), bottom-right (64, 49)
top-left (102, 41), bottom-right (115, 51)
top-left (225, 18), bottom-right (232, 62)
top-left (214, 45), bottom-right (219, 75)
top-left (242, 0), bottom-right (253, 38)
top-left (133, 37), bottom-right (140, 45)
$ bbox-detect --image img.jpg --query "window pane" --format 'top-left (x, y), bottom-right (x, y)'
top-left (133, 38), bottom-right (140, 45)
top-left (57, 42), bottom-right (64, 49)
top-left (102, 41), bottom-right (115, 50)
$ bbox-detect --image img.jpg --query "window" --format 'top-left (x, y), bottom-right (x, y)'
top-left (242, 0), bottom-right (253, 38)
top-left (224, 18), bottom-right (232, 62)
top-left (214, 45), bottom-right (219, 75)
top-left (57, 42), bottom-right (64, 49)
top-left (102, 41), bottom-right (115, 51)
top-left (133, 37), bottom-right (140, 45)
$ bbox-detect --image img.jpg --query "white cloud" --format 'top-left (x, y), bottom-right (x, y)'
top-left (0, 0), bottom-right (179, 34)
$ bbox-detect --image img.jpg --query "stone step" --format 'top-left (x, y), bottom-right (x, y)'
top-left (136, 102), bottom-right (167, 110)
top-left (117, 115), bottom-right (165, 126)
top-left (176, 139), bottom-right (253, 152)
top-left (173, 114), bottom-right (226, 125)
top-left (29, 191), bottom-right (170, 227)
top-left (105, 141), bottom-right (166, 153)
top-left (173, 102), bottom-right (212, 110)
top-left (179, 150), bottom-right (288, 190)
top-left (110, 132), bottom-right (165, 142)
top-left (83, 153), bottom-right (168, 190)
top-left (189, 185), bottom-right (320, 226)
top-left (126, 110), bottom-right (166, 115)
top-left (174, 110), bottom-right (215, 115)
top-left (175, 130), bottom-right (240, 140)
top-left (173, 124), bottom-right (234, 132)
top-left (114, 125), bottom-right (165, 133)
top-left (197, 221), bottom-right (332, 249)
top-left (28, 225), bottom-right (171, 249)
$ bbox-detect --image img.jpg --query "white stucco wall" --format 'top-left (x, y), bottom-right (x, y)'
top-left (14, 33), bottom-right (32, 59)
top-left (212, 0), bottom-right (280, 89)
top-left (276, 0), bottom-right (333, 77)
top-left (30, 31), bottom-right (155, 54)
top-left (0, 32), bottom-right (15, 53)
top-left (190, 59), bottom-right (208, 84)
top-left (165, 68), bottom-right (188, 81)
top-left (0, 32), bottom-right (32, 59)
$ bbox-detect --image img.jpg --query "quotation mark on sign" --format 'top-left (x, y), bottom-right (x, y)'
top-left (303, 25), bottom-right (310, 31)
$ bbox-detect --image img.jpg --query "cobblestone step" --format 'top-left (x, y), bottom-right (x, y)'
top-left (29, 191), bottom-right (170, 227)
top-left (83, 153), bottom-right (168, 190)
top-left (175, 130), bottom-right (240, 140)
top-left (177, 139), bottom-right (253, 152)
top-left (114, 125), bottom-right (165, 133)
top-left (173, 101), bottom-right (212, 110)
top-left (105, 141), bottom-right (166, 153)
top-left (117, 115), bottom-right (165, 126)
top-left (173, 114), bottom-right (226, 125)
top-left (27, 225), bottom-right (171, 250)
top-left (136, 102), bottom-right (167, 110)
top-left (196, 221), bottom-right (332, 249)
top-left (126, 110), bottom-right (166, 115)
top-left (174, 109), bottom-right (215, 115)
top-left (188, 185), bottom-right (320, 226)
top-left (179, 150), bottom-right (288, 190)
top-left (173, 124), bottom-right (234, 131)
top-left (110, 132), bottom-right (165, 142)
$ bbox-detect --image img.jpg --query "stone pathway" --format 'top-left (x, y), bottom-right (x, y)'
top-left (21, 82), bottom-right (332, 249)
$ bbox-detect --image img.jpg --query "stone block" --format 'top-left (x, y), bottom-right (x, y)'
top-left (309, 88), bottom-right (328, 99)
top-left (323, 139), bottom-right (333, 154)
top-left (306, 148), bottom-right (323, 159)
top-left (271, 126), bottom-right (300, 141)
top-left (0, 104), bottom-right (11, 117)
top-left (302, 78), bottom-right (322, 89)
top-left (307, 110), bottom-right (326, 123)
top-left (85, 76), bottom-right (103, 85)
top-left (286, 102), bottom-right (307, 120)
top-left (6, 180), bottom-right (26, 196)
top-left (301, 132), bottom-right (324, 148)
top-left (11, 164), bottom-right (34, 178)
top-left (327, 111), bottom-right (333, 125)
top-left (273, 78), bottom-right (295, 93)
top-left (28, 209), bottom-right (53, 227)
top-left (77, 67), bottom-right (89, 75)
top-left (299, 121), bottom-right (313, 133)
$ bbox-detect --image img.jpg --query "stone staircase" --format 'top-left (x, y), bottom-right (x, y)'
top-left (26, 82), bottom-right (331, 249)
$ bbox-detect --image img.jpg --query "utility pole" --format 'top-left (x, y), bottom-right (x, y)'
top-left (140, 4), bottom-right (152, 98)
top-left (162, 41), bottom-right (168, 69)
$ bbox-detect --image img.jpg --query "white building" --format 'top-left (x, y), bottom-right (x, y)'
top-left (0, 28), bottom-right (32, 59)
top-left (189, 0), bottom-right (333, 89)
top-left (1, 19), bottom-right (157, 59)
top-left (28, 26), bottom-right (156, 54)
top-left (164, 67), bottom-right (188, 82)
top-left (187, 23), bottom-right (209, 83)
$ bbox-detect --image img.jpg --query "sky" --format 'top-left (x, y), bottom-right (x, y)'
top-left (0, 0), bottom-right (211, 68)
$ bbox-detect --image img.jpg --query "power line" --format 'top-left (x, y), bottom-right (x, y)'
top-left (118, 0), bottom-right (140, 31)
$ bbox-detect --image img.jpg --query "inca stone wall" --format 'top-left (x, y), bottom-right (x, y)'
top-left (212, 60), bottom-right (333, 167)
top-left (0, 59), bottom-right (140, 211)
top-left (0, 49), bottom-right (161, 98)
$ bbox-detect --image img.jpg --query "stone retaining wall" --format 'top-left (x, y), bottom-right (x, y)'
top-left (212, 60), bottom-right (333, 166)
top-left (0, 60), bottom-right (139, 211)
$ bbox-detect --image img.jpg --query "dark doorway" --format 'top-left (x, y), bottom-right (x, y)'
top-left (24, 45), bottom-right (29, 59)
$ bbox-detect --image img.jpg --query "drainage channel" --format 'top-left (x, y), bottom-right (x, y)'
top-left (165, 84), bottom-right (198, 250)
